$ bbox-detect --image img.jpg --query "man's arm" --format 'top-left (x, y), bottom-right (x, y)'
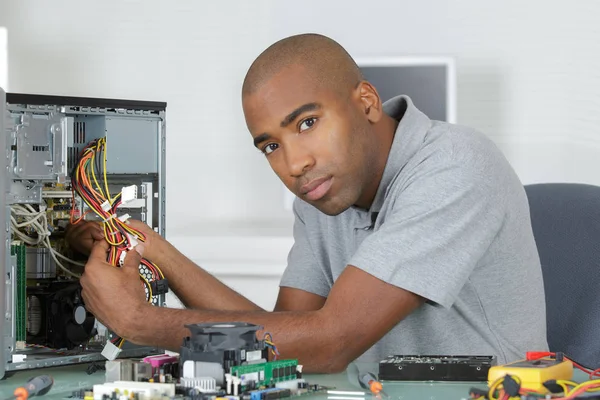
top-left (149, 237), bottom-right (264, 312)
top-left (149, 235), bottom-right (326, 313)
top-left (66, 220), bottom-right (326, 313)
top-left (274, 288), bottom-right (326, 311)
top-left (120, 266), bottom-right (423, 374)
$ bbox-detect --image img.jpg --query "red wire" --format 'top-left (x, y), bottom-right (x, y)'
top-left (527, 351), bottom-right (594, 374)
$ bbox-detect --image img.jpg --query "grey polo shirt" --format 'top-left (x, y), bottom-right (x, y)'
top-left (280, 95), bottom-right (548, 364)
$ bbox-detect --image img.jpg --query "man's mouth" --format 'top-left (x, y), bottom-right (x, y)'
top-left (300, 176), bottom-right (333, 201)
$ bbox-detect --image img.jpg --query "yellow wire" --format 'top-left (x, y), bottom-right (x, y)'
top-left (487, 377), bottom-right (504, 400)
top-left (149, 261), bottom-right (165, 279)
top-left (557, 382), bottom-right (569, 395)
top-left (103, 223), bottom-right (125, 246)
top-left (568, 379), bottom-right (600, 396)
top-left (90, 150), bottom-right (105, 200)
top-left (121, 223), bottom-right (142, 240)
top-left (101, 138), bottom-right (113, 204)
top-left (141, 276), bottom-right (153, 303)
top-left (556, 380), bottom-right (578, 388)
top-left (83, 158), bottom-right (104, 206)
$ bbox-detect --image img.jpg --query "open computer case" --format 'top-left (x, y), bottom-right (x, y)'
top-left (0, 87), bottom-right (167, 379)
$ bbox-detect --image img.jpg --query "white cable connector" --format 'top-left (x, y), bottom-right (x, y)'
top-left (232, 376), bottom-right (241, 396)
top-left (101, 200), bottom-right (111, 212)
top-left (225, 373), bottom-right (232, 394)
top-left (101, 341), bottom-right (121, 361)
top-left (118, 213), bottom-right (131, 223)
top-left (118, 251), bottom-right (127, 267)
top-left (121, 185), bottom-right (138, 205)
top-left (125, 232), bottom-right (139, 250)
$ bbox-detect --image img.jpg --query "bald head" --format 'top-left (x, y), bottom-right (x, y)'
top-left (242, 33), bottom-right (364, 99)
top-left (241, 34), bottom-right (395, 216)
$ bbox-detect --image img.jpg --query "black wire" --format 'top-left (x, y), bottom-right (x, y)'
top-left (95, 147), bottom-right (102, 181)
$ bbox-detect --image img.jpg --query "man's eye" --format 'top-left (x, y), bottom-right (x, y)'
top-left (299, 117), bottom-right (317, 132)
top-left (263, 143), bottom-right (278, 155)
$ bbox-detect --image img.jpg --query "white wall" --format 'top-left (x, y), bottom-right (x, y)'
top-left (0, 27), bottom-right (6, 91)
top-left (2, 0), bottom-right (600, 309)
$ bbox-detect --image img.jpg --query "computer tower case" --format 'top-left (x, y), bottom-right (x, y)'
top-left (0, 88), bottom-right (167, 378)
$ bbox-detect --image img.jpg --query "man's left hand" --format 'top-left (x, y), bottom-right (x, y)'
top-left (80, 239), bottom-right (149, 338)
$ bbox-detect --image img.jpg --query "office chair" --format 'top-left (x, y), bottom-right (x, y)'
top-left (525, 183), bottom-right (600, 369)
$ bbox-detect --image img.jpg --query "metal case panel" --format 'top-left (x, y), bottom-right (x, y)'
top-left (106, 117), bottom-right (159, 174)
top-left (12, 113), bottom-right (67, 181)
top-left (0, 87), bottom-right (7, 379)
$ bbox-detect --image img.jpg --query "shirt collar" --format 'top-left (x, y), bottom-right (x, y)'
top-left (368, 95), bottom-right (432, 213)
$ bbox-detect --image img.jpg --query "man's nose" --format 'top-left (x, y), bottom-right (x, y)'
top-left (285, 145), bottom-right (315, 178)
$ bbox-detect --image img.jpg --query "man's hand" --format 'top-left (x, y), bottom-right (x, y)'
top-left (80, 239), bottom-right (149, 337)
top-left (65, 221), bottom-right (104, 256)
top-left (125, 220), bottom-right (161, 262)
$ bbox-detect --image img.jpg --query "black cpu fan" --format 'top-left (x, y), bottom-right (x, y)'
top-left (180, 322), bottom-right (267, 375)
top-left (46, 283), bottom-right (96, 349)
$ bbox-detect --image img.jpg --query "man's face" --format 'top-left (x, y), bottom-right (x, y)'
top-left (243, 65), bottom-right (376, 216)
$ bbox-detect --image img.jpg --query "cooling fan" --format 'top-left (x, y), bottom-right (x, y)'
top-left (179, 322), bottom-right (268, 386)
top-left (46, 283), bottom-right (96, 349)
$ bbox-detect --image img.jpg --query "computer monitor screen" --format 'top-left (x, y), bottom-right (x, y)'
top-left (356, 57), bottom-right (456, 123)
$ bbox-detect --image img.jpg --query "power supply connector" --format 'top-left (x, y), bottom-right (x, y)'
top-left (100, 201), bottom-right (111, 213)
top-left (121, 185), bottom-right (138, 205)
top-left (150, 279), bottom-right (169, 295)
top-left (124, 232), bottom-right (139, 250)
top-left (101, 341), bottom-right (122, 361)
top-left (118, 252), bottom-right (126, 267)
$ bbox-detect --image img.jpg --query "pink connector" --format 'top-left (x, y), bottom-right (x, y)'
top-left (142, 354), bottom-right (178, 371)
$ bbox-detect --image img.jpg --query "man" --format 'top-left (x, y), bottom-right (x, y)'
top-left (67, 33), bottom-right (548, 373)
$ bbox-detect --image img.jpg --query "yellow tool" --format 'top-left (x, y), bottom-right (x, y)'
top-left (487, 355), bottom-right (573, 393)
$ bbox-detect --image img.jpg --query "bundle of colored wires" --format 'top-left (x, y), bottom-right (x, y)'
top-left (472, 353), bottom-right (600, 400)
top-left (70, 137), bottom-right (165, 348)
top-left (483, 375), bottom-right (600, 400)
top-left (484, 374), bottom-right (545, 400)
top-left (10, 204), bottom-right (84, 278)
top-left (264, 332), bottom-right (280, 360)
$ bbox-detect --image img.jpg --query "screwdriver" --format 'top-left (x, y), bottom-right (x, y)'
top-left (4, 375), bottom-right (54, 400)
top-left (359, 372), bottom-right (389, 398)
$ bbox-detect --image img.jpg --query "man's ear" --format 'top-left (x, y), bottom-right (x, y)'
top-left (356, 81), bottom-right (383, 123)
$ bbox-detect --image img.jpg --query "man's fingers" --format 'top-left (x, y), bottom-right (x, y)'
top-left (91, 228), bottom-right (105, 241)
top-left (89, 222), bottom-right (105, 239)
top-left (65, 221), bottom-right (84, 239)
top-left (88, 238), bottom-right (110, 261)
top-left (123, 245), bottom-right (144, 275)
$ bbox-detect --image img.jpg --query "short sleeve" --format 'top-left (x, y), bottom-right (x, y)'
top-left (349, 154), bottom-right (506, 309)
top-left (279, 199), bottom-right (331, 297)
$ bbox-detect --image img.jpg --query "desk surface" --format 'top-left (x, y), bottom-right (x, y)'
top-left (0, 362), bottom-right (587, 400)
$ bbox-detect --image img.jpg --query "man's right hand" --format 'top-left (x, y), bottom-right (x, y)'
top-left (65, 221), bottom-right (105, 256)
top-left (125, 219), bottom-right (160, 261)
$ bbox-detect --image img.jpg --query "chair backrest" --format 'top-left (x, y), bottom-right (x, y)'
top-left (525, 183), bottom-right (600, 369)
